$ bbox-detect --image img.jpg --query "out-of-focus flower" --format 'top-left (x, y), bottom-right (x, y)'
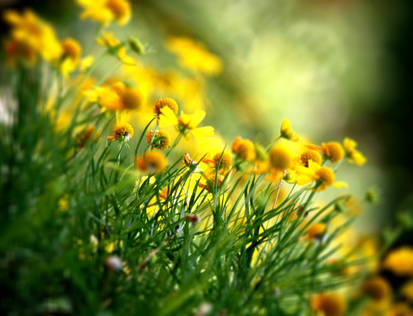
top-left (343, 137), bottom-right (367, 166)
top-left (267, 143), bottom-right (294, 182)
top-left (135, 150), bottom-right (167, 174)
top-left (165, 37), bottom-right (222, 75)
top-left (362, 276), bottom-right (392, 303)
top-left (315, 166), bottom-right (336, 191)
top-left (306, 223), bottom-right (326, 240)
top-left (383, 247), bottom-right (413, 276)
top-left (97, 32), bottom-right (134, 65)
top-left (311, 293), bottom-right (346, 316)
top-left (91, 81), bottom-right (143, 111)
top-left (4, 9), bottom-right (62, 63)
top-left (280, 119), bottom-right (298, 141)
top-left (80, 55), bottom-right (94, 72)
top-left (117, 46), bottom-right (135, 65)
top-left (322, 142), bottom-right (344, 164)
top-left (77, 0), bottom-right (131, 26)
top-left (97, 31), bottom-right (120, 48)
top-left (232, 136), bottom-right (256, 162)
top-left (60, 37), bottom-right (82, 76)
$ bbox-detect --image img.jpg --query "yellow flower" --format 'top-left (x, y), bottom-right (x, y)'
top-left (154, 97), bottom-right (179, 117)
top-left (145, 130), bottom-right (171, 150)
top-left (97, 31), bottom-right (120, 48)
top-left (232, 136), bottom-right (256, 161)
top-left (80, 55), bottom-right (94, 72)
top-left (77, 0), bottom-right (131, 26)
top-left (383, 247), bottom-right (413, 276)
top-left (94, 81), bottom-right (143, 111)
top-left (4, 9), bottom-right (62, 62)
top-left (293, 160), bottom-right (347, 190)
top-left (362, 276), bottom-right (392, 302)
top-left (97, 32), bottom-right (134, 65)
top-left (165, 37), bottom-right (222, 75)
top-left (322, 142), bottom-right (344, 163)
top-left (315, 166), bottom-right (335, 191)
top-left (135, 150), bottom-right (167, 174)
top-left (97, 85), bottom-right (124, 111)
top-left (211, 150), bottom-right (232, 173)
top-left (306, 223), bottom-right (326, 240)
top-left (311, 293), bottom-right (346, 316)
top-left (343, 137), bottom-right (367, 166)
top-left (299, 149), bottom-right (322, 167)
top-left (121, 87), bottom-right (143, 110)
top-left (108, 122), bottom-right (134, 142)
top-left (60, 37), bottom-right (82, 76)
top-left (159, 106), bottom-right (214, 140)
top-left (266, 143), bottom-right (296, 182)
top-left (269, 143), bottom-right (294, 171)
top-left (280, 119), bottom-right (298, 141)
top-left (117, 46), bottom-right (135, 65)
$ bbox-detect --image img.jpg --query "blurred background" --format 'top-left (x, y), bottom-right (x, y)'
top-left (0, 0), bottom-right (412, 240)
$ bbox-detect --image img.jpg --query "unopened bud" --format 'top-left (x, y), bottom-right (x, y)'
top-left (128, 37), bottom-right (145, 55)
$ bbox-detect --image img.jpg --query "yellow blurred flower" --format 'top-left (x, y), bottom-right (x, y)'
top-left (80, 55), bottom-right (94, 72)
top-left (97, 31), bottom-right (120, 48)
top-left (362, 276), bottom-right (392, 303)
top-left (97, 32), bottom-right (134, 65)
top-left (383, 247), bottom-right (413, 276)
top-left (267, 142), bottom-right (295, 182)
top-left (4, 9), bottom-right (62, 63)
top-left (232, 136), bottom-right (256, 162)
top-left (280, 119), bottom-right (298, 141)
top-left (77, 0), bottom-right (131, 26)
top-left (311, 292), bottom-right (346, 316)
top-left (92, 81), bottom-right (143, 111)
top-left (60, 37), bottom-right (82, 76)
top-left (322, 142), bottom-right (344, 164)
top-left (135, 150), bottom-right (167, 174)
top-left (165, 36), bottom-right (222, 75)
top-left (343, 137), bottom-right (367, 166)
top-left (306, 223), bottom-right (326, 240)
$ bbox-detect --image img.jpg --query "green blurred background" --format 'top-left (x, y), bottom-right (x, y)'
top-left (1, 0), bottom-right (412, 240)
